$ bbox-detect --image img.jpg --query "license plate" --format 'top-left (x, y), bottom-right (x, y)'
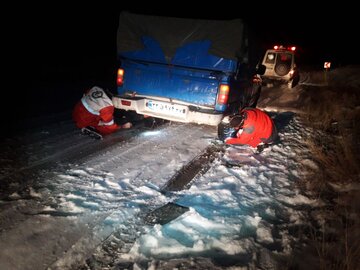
top-left (146, 100), bottom-right (187, 116)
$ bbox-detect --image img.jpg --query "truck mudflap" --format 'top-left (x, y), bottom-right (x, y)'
top-left (112, 95), bottom-right (223, 126)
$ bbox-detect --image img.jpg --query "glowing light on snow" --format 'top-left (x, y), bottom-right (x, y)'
top-left (141, 130), bottom-right (163, 137)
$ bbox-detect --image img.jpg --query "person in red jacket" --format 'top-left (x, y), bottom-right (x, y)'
top-left (224, 108), bottom-right (278, 148)
top-left (72, 86), bottom-right (131, 135)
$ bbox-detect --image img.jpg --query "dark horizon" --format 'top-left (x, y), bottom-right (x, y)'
top-left (18, 7), bottom-right (360, 67)
top-left (5, 5), bottom-right (359, 131)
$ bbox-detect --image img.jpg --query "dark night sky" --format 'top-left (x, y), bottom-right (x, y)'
top-left (16, 5), bottom-right (359, 69)
top-left (5, 4), bottom-right (359, 132)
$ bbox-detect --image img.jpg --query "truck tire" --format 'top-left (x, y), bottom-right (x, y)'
top-left (217, 121), bottom-right (237, 141)
top-left (144, 117), bottom-right (168, 128)
top-left (275, 63), bottom-right (290, 76)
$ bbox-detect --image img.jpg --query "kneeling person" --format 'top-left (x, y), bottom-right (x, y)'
top-left (72, 86), bottom-right (132, 136)
top-left (221, 108), bottom-right (278, 148)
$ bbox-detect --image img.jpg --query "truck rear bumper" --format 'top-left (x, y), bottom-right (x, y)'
top-left (112, 96), bottom-right (223, 126)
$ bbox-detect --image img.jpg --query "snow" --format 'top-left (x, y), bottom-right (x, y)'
top-left (1, 66), bottom-right (359, 269)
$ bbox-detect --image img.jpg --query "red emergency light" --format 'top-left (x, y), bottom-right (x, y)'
top-left (273, 45), bottom-right (296, 51)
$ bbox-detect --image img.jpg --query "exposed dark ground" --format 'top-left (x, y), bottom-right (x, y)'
top-left (257, 65), bottom-right (360, 269)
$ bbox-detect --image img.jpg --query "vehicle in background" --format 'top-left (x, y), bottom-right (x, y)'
top-left (259, 45), bottom-right (299, 89)
top-left (112, 12), bottom-right (264, 126)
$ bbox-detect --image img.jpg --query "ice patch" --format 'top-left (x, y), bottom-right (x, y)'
top-left (29, 187), bottom-right (42, 198)
top-left (256, 223), bottom-right (274, 244)
top-left (245, 214), bottom-right (262, 227)
top-left (59, 200), bottom-right (85, 213)
top-left (277, 193), bottom-right (317, 206)
top-left (9, 192), bottom-right (21, 199)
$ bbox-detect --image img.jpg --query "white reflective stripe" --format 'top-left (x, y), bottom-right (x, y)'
top-left (98, 119), bottom-right (114, 126)
top-left (81, 96), bottom-right (100, 115)
top-left (86, 87), bottom-right (113, 109)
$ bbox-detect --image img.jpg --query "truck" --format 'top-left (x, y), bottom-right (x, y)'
top-left (259, 45), bottom-right (300, 89)
top-left (112, 12), bottom-right (263, 126)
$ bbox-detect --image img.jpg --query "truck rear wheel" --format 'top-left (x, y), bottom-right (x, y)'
top-left (144, 117), bottom-right (168, 128)
top-left (217, 118), bottom-right (237, 141)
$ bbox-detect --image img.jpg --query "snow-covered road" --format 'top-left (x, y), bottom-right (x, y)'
top-left (0, 109), bottom-right (324, 270)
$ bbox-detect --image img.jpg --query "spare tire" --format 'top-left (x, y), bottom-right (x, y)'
top-left (275, 63), bottom-right (290, 76)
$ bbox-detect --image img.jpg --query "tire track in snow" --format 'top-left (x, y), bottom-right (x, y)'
top-left (83, 122), bottom-right (215, 188)
top-left (0, 124), bottom-right (148, 199)
top-left (48, 123), bottom-right (217, 269)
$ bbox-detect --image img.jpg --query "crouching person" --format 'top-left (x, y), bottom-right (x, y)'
top-left (72, 86), bottom-right (132, 135)
top-left (219, 108), bottom-right (278, 150)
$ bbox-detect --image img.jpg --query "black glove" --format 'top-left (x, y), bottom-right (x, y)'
top-left (217, 122), bottom-right (238, 142)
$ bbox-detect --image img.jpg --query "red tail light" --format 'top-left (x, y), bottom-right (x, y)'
top-left (117, 68), bottom-right (124, 86)
top-left (217, 84), bottom-right (230, 105)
